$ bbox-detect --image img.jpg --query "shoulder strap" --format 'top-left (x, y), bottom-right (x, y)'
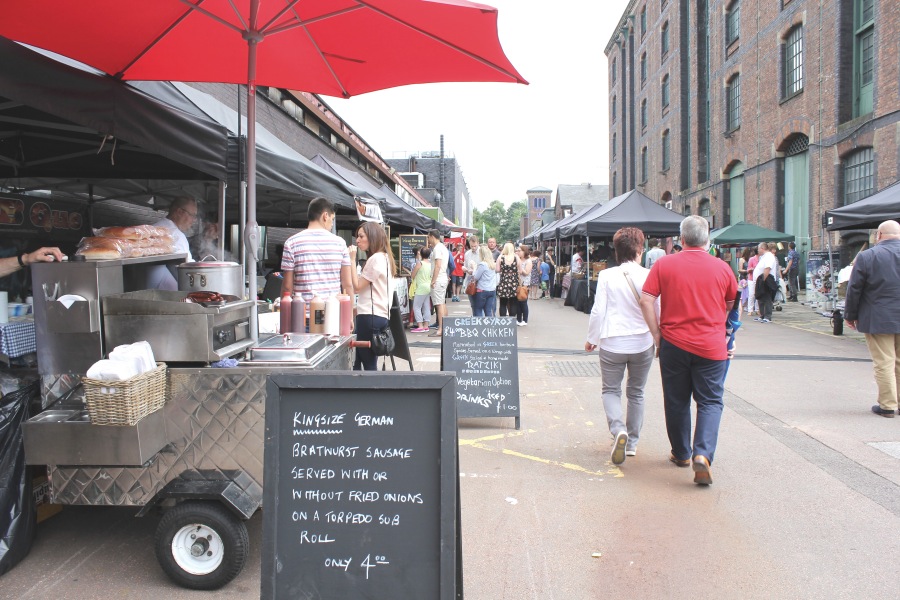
top-left (622, 269), bottom-right (641, 303)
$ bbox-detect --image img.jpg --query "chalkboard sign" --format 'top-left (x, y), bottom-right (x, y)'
top-left (261, 372), bottom-right (458, 600)
top-left (398, 234), bottom-right (427, 276)
top-left (441, 317), bottom-right (520, 429)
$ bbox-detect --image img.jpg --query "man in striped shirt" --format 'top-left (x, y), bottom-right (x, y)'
top-left (281, 197), bottom-right (352, 299)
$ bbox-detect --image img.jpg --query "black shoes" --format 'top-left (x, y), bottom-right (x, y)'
top-left (871, 405), bottom-right (896, 418)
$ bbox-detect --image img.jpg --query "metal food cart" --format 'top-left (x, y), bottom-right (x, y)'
top-left (21, 257), bottom-right (355, 590)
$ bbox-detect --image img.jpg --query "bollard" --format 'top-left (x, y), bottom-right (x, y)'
top-left (831, 308), bottom-right (843, 336)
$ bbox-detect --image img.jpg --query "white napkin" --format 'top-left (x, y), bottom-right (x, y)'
top-left (57, 294), bottom-right (87, 309)
top-left (86, 359), bottom-right (141, 381)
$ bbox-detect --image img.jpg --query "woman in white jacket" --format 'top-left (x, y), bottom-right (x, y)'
top-left (584, 227), bottom-right (658, 466)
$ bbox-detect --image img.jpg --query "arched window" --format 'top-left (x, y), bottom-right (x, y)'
top-left (726, 74), bottom-right (741, 131)
top-left (784, 25), bottom-right (803, 97)
top-left (641, 53), bottom-right (647, 86)
top-left (662, 75), bottom-right (670, 109)
top-left (726, 1), bottom-right (740, 46)
top-left (661, 21), bottom-right (670, 57)
top-left (661, 191), bottom-right (672, 209)
top-left (612, 171), bottom-right (617, 197)
top-left (612, 133), bottom-right (617, 160)
top-left (611, 57), bottom-right (617, 85)
top-left (641, 99), bottom-right (648, 132)
top-left (612, 96), bottom-right (617, 122)
top-left (640, 6), bottom-right (647, 38)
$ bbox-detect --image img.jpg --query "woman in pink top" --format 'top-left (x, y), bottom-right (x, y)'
top-left (746, 248), bottom-right (759, 315)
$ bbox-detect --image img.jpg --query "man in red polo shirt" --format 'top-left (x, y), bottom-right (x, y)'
top-left (639, 216), bottom-right (737, 485)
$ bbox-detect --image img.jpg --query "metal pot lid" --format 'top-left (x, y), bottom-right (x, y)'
top-left (177, 261), bottom-right (240, 268)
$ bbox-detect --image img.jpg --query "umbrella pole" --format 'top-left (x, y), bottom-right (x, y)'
top-left (245, 33), bottom-right (260, 342)
top-left (217, 181), bottom-right (226, 261)
top-left (586, 235), bottom-right (590, 281)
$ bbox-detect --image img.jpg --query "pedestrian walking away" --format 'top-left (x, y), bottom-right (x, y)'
top-left (640, 216), bottom-right (738, 485)
top-left (516, 244), bottom-right (533, 326)
top-left (471, 245), bottom-right (498, 317)
top-left (584, 227), bottom-right (657, 466)
top-left (495, 242), bottom-right (520, 319)
top-left (844, 220), bottom-right (900, 418)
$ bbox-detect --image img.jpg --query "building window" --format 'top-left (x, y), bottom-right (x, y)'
top-left (662, 75), bottom-right (670, 109)
top-left (640, 53), bottom-right (647, 86)
top-left (612, 96), bottom-right (617, 122)
top-left (699, 198), bottom-right (711, 217)
top-left (612, 133), bottom-right (617, 160)
top-left (727, 74), bottom-right (741, 131)
top-left (640, 6), bottom-right (647, 38)
top-left (641, 99), bottom-right (648, 132)
top-left (853, 0), bottom-right (875, 117)
top-left (662, 130), bottom-right (670, 171)
top-left (661, 21), bottom-right (670, 58)
top-left (612, 57), bottom-right (617, 85)
top-left (726, 1), bottom-right (740, 46)
top-left (784, 25), bottom-right (803, 97)
top-left (683, 201), bottom-right (692, 216)
top-left (612, 172), bottom-right (617, 197)
top-left (843, 148), bottom-right (874, 205)
top-left (641, 147), bottom-right (648, 184)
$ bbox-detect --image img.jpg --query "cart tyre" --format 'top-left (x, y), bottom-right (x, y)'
top-left (154, 501), bottom-right (249, 590)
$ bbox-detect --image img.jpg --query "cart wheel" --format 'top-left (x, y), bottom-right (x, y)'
top-left (154, 501), bottom-right (249, 590)
top-left (775, 305), bottom-right (783, 311)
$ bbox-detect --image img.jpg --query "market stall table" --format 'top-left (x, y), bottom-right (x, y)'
top-left (0, 316), bottom-right (35, 364)
top-left (564, 279), bottom-right (595, 314)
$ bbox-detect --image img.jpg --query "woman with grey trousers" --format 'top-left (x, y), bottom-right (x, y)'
top-left (584, 227), bottom-right (658, 466)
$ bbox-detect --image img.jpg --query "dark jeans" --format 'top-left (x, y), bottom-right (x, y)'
top-left (787, 271), bottom-right (800, 299)
top-left (758, 294), bottom-right (773, 320)
top-left (472, 290), bottom-right (496, 316)
top-left (498, 296), bottom-right (517, 317)
top-left (659, 338), bottom-right (727, 463)
top-left (516, 298), bottom-right (529, 323)
top-left (354, 314), bottom-right (389, 371)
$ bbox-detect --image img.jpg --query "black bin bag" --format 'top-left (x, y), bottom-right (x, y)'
top-left (0, 380), bottom-right (38, 576)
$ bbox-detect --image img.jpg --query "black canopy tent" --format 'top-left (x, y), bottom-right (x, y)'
top-left (825, 180), bottom-right (900, 231)
top-left (0, 37), bottom-right (362, 228)
top-left (559, 190), bottom-right (684, 238)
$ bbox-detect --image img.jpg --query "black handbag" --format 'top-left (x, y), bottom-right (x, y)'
top-left (368, 254), bottom-right (395, 356)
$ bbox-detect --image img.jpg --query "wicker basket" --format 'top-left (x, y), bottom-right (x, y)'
top-left (83, 362), bottom-right (167, 426)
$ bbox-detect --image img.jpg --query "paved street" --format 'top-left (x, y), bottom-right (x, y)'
top-left (3, 296), bottom-right (899, 599)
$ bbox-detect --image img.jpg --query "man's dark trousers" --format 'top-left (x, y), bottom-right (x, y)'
top-left (788, 270), bottom-right (800, 300)
top-left (659, 338), bottom-right (727, 463)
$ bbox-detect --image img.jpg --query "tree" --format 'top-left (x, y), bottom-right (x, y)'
top-left (472, 200), bottom-right (506, 241)
top-left (499, 201), bottom-right (528, 244)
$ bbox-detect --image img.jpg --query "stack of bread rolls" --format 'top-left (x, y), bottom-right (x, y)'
top-left (75, 225), bottom-right (176, 260)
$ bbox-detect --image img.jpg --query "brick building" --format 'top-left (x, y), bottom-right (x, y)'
top-left (386, 151), bottom-right (472, 227)
top-left (606, 0), bottom-right (899, 266)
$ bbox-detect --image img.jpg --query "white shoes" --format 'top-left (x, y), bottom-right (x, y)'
top-left (611, 431), bottom-right (628, 465)
top-left (625, 449), bottom-right (637, 457)
top-left (516, 321), bottom-right (528, 327)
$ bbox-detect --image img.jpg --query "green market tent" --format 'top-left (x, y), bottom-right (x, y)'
top-left (709, 222), bottom-right (795, 245)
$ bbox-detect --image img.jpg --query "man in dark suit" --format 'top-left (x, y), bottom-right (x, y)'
top-left (844, 220), bottom-right (900, 418)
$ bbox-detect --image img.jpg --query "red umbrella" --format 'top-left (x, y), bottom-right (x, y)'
top-left (1, 0), bottom-right (526, 338)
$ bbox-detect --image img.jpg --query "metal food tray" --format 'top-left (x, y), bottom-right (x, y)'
top-left (102, 289), bottom-right (253, 315)
top-left (249, 333), bottom-right (329, 363)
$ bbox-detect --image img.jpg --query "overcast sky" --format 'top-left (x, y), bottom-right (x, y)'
top-left (330, 0), bottom-right (631, 210)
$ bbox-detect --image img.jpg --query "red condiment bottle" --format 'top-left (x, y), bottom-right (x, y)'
top-left (279, 293), bottom-right (292, 334)
top-left (291, 293), bottom-right (306, 333)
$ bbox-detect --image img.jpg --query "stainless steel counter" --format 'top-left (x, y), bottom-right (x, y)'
top-left (42, 337), bottom-right (353, 507)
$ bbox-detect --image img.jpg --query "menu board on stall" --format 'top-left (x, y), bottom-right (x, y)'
top-left (398, 234), bottom-right (427, 276)
top-left (441, 316), bottom-right (521, 429)
top-left (261, 372), bottom-right (458, 600)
